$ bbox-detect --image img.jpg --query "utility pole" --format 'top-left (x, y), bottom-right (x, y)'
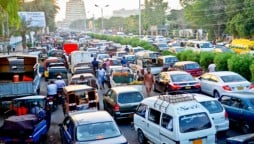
top-left (94, 4), bottom-right (109, 33)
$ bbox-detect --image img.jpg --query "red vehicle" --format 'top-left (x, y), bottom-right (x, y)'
top-left (63, 42), bottom-right (78, 55)
top-left (173, 61), bottom-right (203, 77)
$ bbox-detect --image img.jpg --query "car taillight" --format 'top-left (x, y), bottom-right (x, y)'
top-left (141, 69), bottom-right (144, 75)
top-left (249, 83), bottom-right (254, 89)
top-left (171, 84), bottom-right (181, 90)
top-left (222, 85), bottom-right (232, 91)
top-left (224, 111), bottom-right (228, 119)
top-left (194, 83), bottom-right (201, 88)
top-left (114, 103), bottom-right (120, 111)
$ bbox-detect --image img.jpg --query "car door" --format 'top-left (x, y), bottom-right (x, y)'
top-left (146, 108), bottom-right (161, 144)
top-left (134, 104), bottom-right (148, 135)
top-left (103, 89), bottom-right (113, 112)
top-left (159, 113), bottom-right (176, 144)
top-left (223, 97), bottom-right (243, 122)
top-left (207, 75), bottom-right (220, 96)
top-left (199, 74), bottom-right (212, 95)
top-left (61, 117), bottom-right (75, 143)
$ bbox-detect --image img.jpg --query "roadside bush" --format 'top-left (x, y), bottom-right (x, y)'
top-left (249, 62), bottom-right (254, 81)
top-left (228, 54), bottom-right (252, 80)
top-left (176, 50), bottom-right (193, 61)
top-left (199, 52), bottom-right (215, 72)
top-left (161, 51), bottom-right (174, 56)
top-left (214, 53), bottom-right (234, 71)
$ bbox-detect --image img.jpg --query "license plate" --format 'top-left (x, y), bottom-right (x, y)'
top-left (185, 86), bottom-right (191, 89)
top-left (237, 86), bottom-right (243, 90)
top-left (49, 102), bottom-right (53, 105)
top-left (193, 139), bottom-right (202, 144)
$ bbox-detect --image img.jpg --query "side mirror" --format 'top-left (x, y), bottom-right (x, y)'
top-left (103, 93), bottom-right (107, 97)
top-left (58, 123), bottom-right (63, 127)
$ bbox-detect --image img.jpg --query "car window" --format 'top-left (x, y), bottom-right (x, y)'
top-left (179, 112), bottom-right (212, 133)
top-left (118, 92), bottom-right (143, 104)
top-left (220, 74), bottom-right (246, 83)
top-left (200, 100), bottom-right (223, 114)
top-left (165, 57), bottom-right (178, 64)
top-left (161, 113), bottom-right (173, 131)
top-left (209, 75), bottom-right (219, 82)
top-left (200, 74), bottom-right (211, 80)
top-left (170, 74), bottom-right (195, 82)
top-left (76, 121), bottom-right (121, 142)
top-left (136, 103), bottom-right (147, 118)
top-left (231, 98), bottom-right (244, 108)
top-left (148, 108), bottom-right (161, 125)
top-left (185, 63), bottom-right (200, 70)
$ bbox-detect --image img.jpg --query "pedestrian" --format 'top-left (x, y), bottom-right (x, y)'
top-left (125, 45), bottom-right (129, 53)
top-left (121, 56), bottom-right (127, 67)
top-left (97, 65), bottom-right (106, 89)
top-left (208, 60), bottom-right (216, 72)
top-left (143, 67), bottom-right (154, 97)
top-left (91, 58), bottom-right (99, 76)
top-left (12, 44), bottom-right (16, 52)
top-left (105, 59), bottom-right (111, 70)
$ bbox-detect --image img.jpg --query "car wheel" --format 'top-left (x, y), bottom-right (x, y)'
top-left (242, 122), bottom-right (252, 134)
top-left (213, 90), bottom-right (220, 98)
top-left (138, 129), bottom-right (147, 144)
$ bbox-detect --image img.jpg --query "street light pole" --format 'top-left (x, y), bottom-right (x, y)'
top-left (139, 0), bottom-right (141, 38)
top-left (94, 4), bottom-right (109, 33)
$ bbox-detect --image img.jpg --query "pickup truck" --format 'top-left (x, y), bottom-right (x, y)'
top-left (0, 55), bottom-right (41, 106)
top-left (107, 66), bottom-right (143, 91)
top-left (0, 95), bottom-right (51, 143)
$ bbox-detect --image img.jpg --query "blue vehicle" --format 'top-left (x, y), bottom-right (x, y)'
top-left (219, 92), bottom-right (254, 133)
top-left (0, 55), bottom-right (41, 111)
top-left (0, 95), bottom-right (51, 143)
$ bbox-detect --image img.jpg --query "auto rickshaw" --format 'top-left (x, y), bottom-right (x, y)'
top-left (63, 85), bottom-right (99, 114)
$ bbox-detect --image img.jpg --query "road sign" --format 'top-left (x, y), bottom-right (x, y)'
top-left (18, 11), bottom-right (46, 27)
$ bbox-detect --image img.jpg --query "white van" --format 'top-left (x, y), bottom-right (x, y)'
top-left (134, 93), bottom-right (216, 144)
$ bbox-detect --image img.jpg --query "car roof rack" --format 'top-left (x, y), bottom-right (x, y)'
top-left (154, 92), bottom-right (195, 111)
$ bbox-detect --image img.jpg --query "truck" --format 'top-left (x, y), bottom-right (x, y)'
top-left (63, 41), bottom-right (79, 55)
top-left (69, 51), bottom-right (93, 74)
top-left (0, 55), bottom-right (41, 110)
top-left (108, 66), bottom-right (143, 91)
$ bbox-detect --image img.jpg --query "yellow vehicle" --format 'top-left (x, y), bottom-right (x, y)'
top-left (230, 39), bottom-right (254, 54)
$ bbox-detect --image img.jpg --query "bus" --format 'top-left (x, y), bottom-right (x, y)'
top-left (230, 39), bottom-right (254, 54)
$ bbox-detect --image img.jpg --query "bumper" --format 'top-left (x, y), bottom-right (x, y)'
top-left (215, 121), bottom-right (230, 132)
top-left (114, 111), bottom-right (134, 119)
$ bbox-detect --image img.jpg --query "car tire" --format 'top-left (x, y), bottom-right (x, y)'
top-left (242, 122), bottom-right (252, 134)
top-left (213, 90), bottom-right (220, 98)
top-left (138, 129), bottom-right (147, 144)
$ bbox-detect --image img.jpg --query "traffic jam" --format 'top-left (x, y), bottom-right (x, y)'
top-left (0, 33), bottom-right (254, 144)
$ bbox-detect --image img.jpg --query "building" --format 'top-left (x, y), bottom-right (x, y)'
top-left (58, 0), bottom-right (86, 29)
top-left (112, 9), bottom-right (139, 18)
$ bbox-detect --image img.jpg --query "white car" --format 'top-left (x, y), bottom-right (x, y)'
top-left (194, 93), bottom-right (229, 132)
top-left (199, 71), bottom-right (254, 98)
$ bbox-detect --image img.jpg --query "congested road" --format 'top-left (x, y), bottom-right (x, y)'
top-left (39, 75), bottom-right (243, 144)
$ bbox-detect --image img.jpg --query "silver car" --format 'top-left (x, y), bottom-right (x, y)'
top-left (199, 71), bottom-right (254, 98)
top-left (59, 110), bottom-right (128, 144)
top-left (194, 93), bottom-right (229, 132)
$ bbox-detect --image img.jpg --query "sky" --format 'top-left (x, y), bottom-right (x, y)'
top-left (55, 0), bottom-right (182, 22)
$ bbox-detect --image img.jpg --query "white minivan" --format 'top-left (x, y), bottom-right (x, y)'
top-left (134, 93), bottom-right (216, 144)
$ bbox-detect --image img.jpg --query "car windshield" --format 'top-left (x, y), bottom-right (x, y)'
top-left (76, 121), bottom-right (121, 142)
top-left (179, 112), bottom-right (212, 133)
top-left (158, 43), bottom-right (168, 47)
top-left (199, 100), bottom-right (223, 114)
top-left (220, 74), bottom-right (246, 83)
top-left (175, 48), bottom-right (185, 52)
top-left (118, 92), bottom-right (143, 104)
top-left (165, 57), bottom-right (178, 64)
top-left (171, 74), bottom-right (195, 82)
top-left (200, 43), bottom-right (213, 48)
top-left (98, 54), bottom-right (110, 60)
top-left (126, 56), bottom-right (135, 60)
top-left (185, 63), bottom-right (200, 70)
top-left (112, 60), bottom-right (121, 65)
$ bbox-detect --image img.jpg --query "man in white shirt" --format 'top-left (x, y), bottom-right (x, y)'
top-left (47, 80), bottom-right (57, 97)
top-left (208, 62), bottom-right (216, 72)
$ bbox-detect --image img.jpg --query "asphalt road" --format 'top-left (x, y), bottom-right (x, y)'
top-left (38, 75), bottom-right (246, 144)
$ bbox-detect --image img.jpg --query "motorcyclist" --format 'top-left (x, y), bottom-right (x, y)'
top-left (54, 75), bottom-right (66, 104)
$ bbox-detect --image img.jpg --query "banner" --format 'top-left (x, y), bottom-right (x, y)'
top-left (18, 11), bottom-right (46, 27)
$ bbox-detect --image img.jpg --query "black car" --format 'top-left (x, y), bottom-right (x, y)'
top-left (154, 71), bottom-right (201, 93)
top-left (103, 86), bottom-right (144, 120)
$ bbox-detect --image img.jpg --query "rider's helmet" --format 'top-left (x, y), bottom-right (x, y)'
top-left (57, 75), bottom-right (62, 79)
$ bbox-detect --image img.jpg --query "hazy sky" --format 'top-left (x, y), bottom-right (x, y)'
top-left (55, 0), bottom-right (182, 22)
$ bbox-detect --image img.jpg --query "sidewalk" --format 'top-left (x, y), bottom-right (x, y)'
top-left (0, 43), bottom-right (27, 55)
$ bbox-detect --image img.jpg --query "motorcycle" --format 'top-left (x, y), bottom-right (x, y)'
top-left (47, 96), bottom-right (57, 112)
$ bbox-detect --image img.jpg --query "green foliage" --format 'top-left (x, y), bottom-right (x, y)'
top-left (176, 50), bottom-right (196, 61)
top-left (199, 52), bottom-right (215, 71)
top-left (227, 54), bottom-right (252, 80)
top-left (214, 53), bottom-right (234, 71)
top-left (249, 62), bottom-right (254, 82)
